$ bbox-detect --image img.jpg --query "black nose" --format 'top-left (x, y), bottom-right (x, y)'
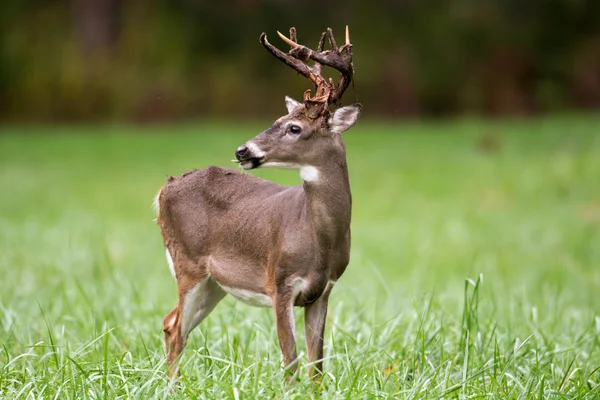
top-left (235, 145), bottom-right (248, 161)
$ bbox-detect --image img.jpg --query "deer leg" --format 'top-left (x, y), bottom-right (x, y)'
top-left (304, 290), bottom-right (331, 380)
top-left (163, 306), bottom-right (179, 365)
top-left (273, 293), bottom-right (299, 378)
top-left (163, 307), bottom-right (183, 377)
top-left (164, 277), bottom-right (222, 377)
top-left (187, 278), bottom-right (227, 333)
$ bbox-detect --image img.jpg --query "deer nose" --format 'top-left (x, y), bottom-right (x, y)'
top-left (235, 145), bottom-right (248, 161)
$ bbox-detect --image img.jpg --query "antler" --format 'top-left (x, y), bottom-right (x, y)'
top-left (260, 26), bottom-right (354, 111)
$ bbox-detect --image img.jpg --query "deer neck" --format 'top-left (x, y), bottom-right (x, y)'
top-left (300, 141), bottom-right (352, 247)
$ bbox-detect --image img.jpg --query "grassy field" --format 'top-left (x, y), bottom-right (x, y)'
top-left (1, 115), bottom-right (599, 398)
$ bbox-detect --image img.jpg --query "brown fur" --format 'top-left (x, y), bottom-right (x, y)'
top-left (157, 26), bottom-right (360, 382)
top-left (156, 103), bottom-right (360, 380)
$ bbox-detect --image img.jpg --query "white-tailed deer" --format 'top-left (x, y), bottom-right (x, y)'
top-left (155, 26), bottom-right (361, 380)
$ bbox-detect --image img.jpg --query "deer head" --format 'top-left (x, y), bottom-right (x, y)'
top-left (235, 27), bottom-right (362, 174)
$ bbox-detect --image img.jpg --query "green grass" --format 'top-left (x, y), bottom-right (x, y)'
top-left (1, 115), bottom-right (599, 398)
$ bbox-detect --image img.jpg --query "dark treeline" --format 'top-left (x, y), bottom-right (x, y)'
top-left (1, 0), bottom-right (599, 122)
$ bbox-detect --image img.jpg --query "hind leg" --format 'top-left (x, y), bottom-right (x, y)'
top-left (163, 307), bottom-right (179, 366)
top-left (186, 279), bottom-right (227, 330)
top-left (163, 278), bottom-right (227, 376)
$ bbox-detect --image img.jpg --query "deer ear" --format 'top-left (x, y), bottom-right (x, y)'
top-left (328, 104), bottom-right (362, 134)
top-left (285, 96), bottom-right (302, 114)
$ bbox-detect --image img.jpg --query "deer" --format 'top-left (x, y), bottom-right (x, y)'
top-left (154, 26), bottom-right (361, 381)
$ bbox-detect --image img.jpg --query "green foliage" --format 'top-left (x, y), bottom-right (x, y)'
top-left (0, 116), bottom-right (599, 397)
top-left (1, 0), bottom-right (599, 121)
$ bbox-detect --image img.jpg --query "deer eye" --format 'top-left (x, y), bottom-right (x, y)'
top-left (289, 125), bottom-right (302, 135)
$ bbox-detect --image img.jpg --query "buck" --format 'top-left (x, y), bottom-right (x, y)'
top-left (154, 26), bottom-right (361, 380)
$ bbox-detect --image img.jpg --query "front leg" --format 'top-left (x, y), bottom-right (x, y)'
top-left (304, 285), bottom-right (332, 379)
top-left (273, 293), bottom-right (298, 378)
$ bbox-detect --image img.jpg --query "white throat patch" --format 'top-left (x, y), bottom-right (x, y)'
top-left (259, 162), bottom-right (320, 183)
top-left (300, 166), bottom-right (319, 182)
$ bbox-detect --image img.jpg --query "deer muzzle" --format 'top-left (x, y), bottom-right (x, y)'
top-left (235, 143), bottom-right (265, 170)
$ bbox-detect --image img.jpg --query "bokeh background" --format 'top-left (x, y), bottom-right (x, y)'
top-left (1, 1), bottom-right (600, 398)
top-left (1, 0), bottom-right (600, 122)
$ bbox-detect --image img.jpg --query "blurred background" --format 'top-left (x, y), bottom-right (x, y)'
top-left (1, 0), bottom-right (600, 123)
top-left (2, 2), bottom-right (600, 397)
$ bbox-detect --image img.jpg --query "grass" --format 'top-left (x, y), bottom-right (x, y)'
top-left (0, 115), bottom-right (599, 398)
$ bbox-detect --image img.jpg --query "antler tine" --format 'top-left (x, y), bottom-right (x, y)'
top-left (260, 32), bottom-right (314, 83)
top-left (312, 31), bottom-right (327, 78)
top-left (317, 31), bottom-right (326, 52)
top-left (308, 27), bottom-right (354, 104)
top-left (339, 25), bottom-right (352, 54)
top-left (276, 31), bottom-right (298, 49)
top-left (325, 28), bottom-right (338, 52)
top-left (345, 25), bottom-right (350, 46)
